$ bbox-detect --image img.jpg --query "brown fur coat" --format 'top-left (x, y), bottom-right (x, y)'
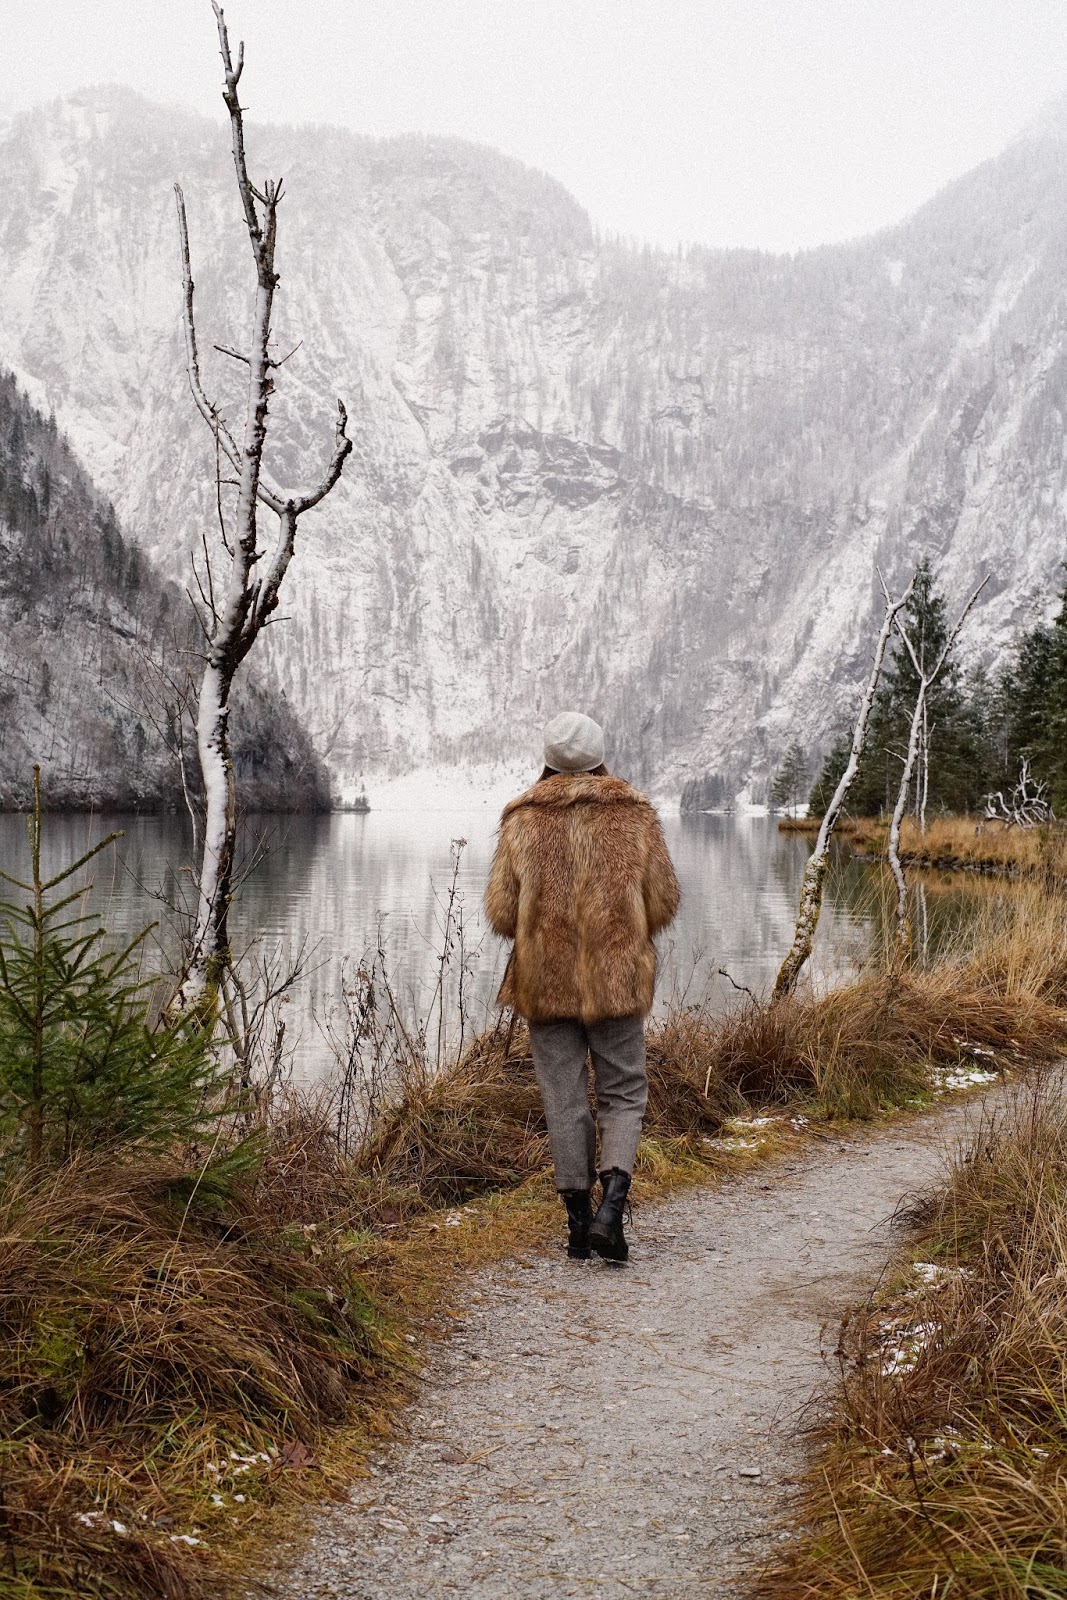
top-left (484, 773), bottom-right (680, 1024)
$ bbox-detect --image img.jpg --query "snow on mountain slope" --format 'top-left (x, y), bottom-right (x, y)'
top-left (2, 88), bottom-right (1067, 801)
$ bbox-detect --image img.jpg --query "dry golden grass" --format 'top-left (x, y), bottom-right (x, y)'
top-left (13, 884), bottom-right (1067, 1598)
top-left (777, 815), bottom-right (863, 837)
top-left (760, 1075), bottom-right (1067, 1599)
top-left (846, 815), bottom-right (1067, 882)
top-left (0, 1143), bottom-right (411, 1599)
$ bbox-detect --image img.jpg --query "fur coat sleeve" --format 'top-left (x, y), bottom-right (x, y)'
top-left (643, 812), bottom-right (680, 934)
top-left (485, 823), bottom-right (519, 938)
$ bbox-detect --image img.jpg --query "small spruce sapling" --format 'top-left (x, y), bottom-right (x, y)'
top-left (0, 769), bottom-right (231, 1165)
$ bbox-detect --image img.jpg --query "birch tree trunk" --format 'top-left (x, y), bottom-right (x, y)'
top-left (918, 701), bottom-right (930, 833)
top-left (174, 3), bottom-right (352, 1010)
top-left (772, 573), bottom-right (915, 1001)
top-left (887, 575), bottom-right (988, 967)
top-left (886, 677), bottom-right (927, 965)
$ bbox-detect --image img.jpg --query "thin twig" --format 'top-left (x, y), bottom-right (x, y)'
top-left (717, 966), bottom-right (757, 1002)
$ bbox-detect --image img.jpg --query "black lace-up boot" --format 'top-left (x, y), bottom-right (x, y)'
top-left (561, 1189), bottom-right (593, 1259)
top-left (590, 1168), bottom-right (631, 1263)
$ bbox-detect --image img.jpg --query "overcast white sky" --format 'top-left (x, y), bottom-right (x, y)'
top-left (6, 1), bottom-right (1067, 252)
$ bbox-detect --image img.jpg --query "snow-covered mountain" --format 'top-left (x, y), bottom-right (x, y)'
top-left (2, 87), bottom-right (1066, 801)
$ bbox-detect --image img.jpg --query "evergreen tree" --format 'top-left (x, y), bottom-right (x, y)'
top-left (680, 771), bottom-right (728, 812)
top-left (993, 587), bottom-right (1067, 810)
top-left (848, 558), bottom-right (985, 816)
top-left (0, 772), bottom-right (231, 1166)
top-left (770, 741), bottom-right (809, 813)
top-left (808, 733), bottom-right (851, 815)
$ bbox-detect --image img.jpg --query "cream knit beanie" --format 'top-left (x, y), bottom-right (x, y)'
top-left (543, 712), bottom-right (606, 773)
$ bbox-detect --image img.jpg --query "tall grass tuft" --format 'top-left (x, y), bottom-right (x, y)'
top-left (761, 1075), bottom-right (1067, 1599)
top-left (0, 1144), bottom-right (404, 1599)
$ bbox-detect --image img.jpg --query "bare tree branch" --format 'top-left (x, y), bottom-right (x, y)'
top-left (174, 183), bottom-right (242, 474)
top-left (293, 399), bottom-right (352, 515)
top-left (184, 588), bottom-right (214, 645)
top-left (213, 426), bottom-right (233, 558)
top-left (198, 527), bottom-right (219, 624)
top-left (270, 339), bottom-right (303, 369)
top-left (213, 3), bottom-right (263, 258)
top-left (984, 760), bottom-right (1055, 827)
top-left (213, 342), bottom-right (251, 366)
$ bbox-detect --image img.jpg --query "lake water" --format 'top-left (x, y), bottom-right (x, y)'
top-left (0, 804), bottom-right (881, 1079)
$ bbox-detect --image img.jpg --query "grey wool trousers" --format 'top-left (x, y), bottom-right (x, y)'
top-left (528, 1015), bottom-right (648, 1192)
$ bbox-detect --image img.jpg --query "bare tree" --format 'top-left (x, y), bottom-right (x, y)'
top-left (173, 3), bottom-right (352, 1008)
top-left (983, 760), bottom-right (1055, 828)
top-left (886, 575), bottom-right (988, 964)
top-left (773, 572), bottom-right (915, 1001)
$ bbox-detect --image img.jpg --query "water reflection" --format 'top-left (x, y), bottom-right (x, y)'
top-left (0, 806), bottom-right (943, 1079)
top-left (828, 857), bottom-right (1015, 970)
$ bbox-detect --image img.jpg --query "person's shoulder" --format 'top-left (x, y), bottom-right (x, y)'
top-left (610, 781), bottom-right (672, 836)
top-left (502, 773), bottom-right (658, 818)
top-left (578, 777), bottom-right (664, 825)
top-left (500, 779), bottom-right (552, 821)
top-left (502, 773), bottom-right (589, 816)
top-left (599, 776), bottom-right (654, 809)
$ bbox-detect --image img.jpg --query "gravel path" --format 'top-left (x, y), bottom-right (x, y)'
top-left (266, 1096), bottom-right (996, 1599)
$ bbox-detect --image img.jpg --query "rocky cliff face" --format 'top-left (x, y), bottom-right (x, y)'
top-left (2, 88), bottom-right (1066, 801)
top-left (0, 366), bottom-right (329, 811)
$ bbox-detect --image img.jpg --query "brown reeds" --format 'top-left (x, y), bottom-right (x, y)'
top-left (760, 1074), bottom-right (1067, 1598)
top-left (777, 815), bottom-right (863, 837)
top-left (0, 1148), bottom-right (406, 1599)
top-left (357, 1019), bottom-right (550, 1207)
top-left (846, 814), bottom-right (1067, 883)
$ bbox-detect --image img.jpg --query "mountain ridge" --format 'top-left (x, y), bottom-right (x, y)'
top-left (2, 88), bottom-right (1065, 799)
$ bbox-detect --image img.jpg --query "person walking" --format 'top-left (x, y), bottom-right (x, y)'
top-left (485, 712), bottom-right (680, 1263)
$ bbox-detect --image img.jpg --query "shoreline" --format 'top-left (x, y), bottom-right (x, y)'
top-left (785, 813), bottom-right (1067, 882)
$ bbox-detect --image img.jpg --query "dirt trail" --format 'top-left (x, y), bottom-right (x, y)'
top-left (266, 1096), bottom-right (997, 1599)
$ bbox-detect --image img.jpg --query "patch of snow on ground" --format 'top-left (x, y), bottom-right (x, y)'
top-left (934, 1064), bottom-right (998, 1093)
top-left (912, 1261), bottom-right (950, 1284)
top-left (712, 1114), bottom-right (778, 1153)
top-left (881, 1320), bottom-right (939, 1376)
